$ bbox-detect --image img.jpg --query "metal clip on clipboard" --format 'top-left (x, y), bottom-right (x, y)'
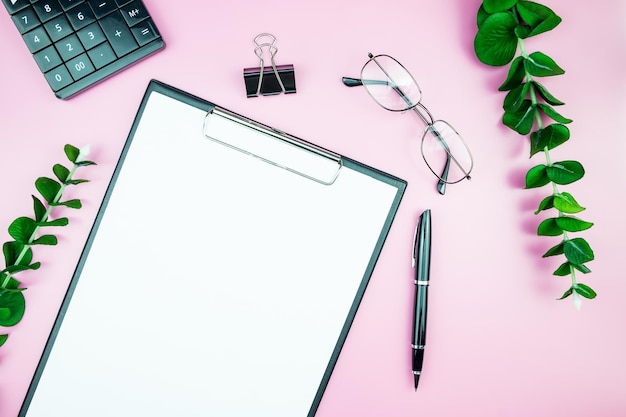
top-left (243, 33), bottom-right (296, 97)
top-left (203, 106), bottom-right (342, 185)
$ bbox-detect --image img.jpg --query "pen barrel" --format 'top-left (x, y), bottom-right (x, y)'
top-left (412, 284), bottom-right (428, 346)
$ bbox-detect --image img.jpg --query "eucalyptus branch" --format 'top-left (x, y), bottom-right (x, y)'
top-left (473, 0), bottom-right (595, 308)
top-left (0, 145), bottom-right (95, 347)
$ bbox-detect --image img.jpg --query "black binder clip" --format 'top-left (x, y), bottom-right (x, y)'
top-left (244, 33), bottom-right (296, 98)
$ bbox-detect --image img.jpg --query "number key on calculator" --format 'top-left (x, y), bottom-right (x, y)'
top-left (3, 0), bottom-right (165, 99)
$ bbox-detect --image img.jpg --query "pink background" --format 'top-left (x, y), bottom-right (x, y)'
top-left (1, 1), bottom-right (626, 416)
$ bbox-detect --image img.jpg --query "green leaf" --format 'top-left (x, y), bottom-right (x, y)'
top-left (535, 195), bottom-right (555, 213)
top-left (530, 124), bottom-right (570, 156)
top-left (35, 177), bottom-right (61, 204)
top-left (537, 218), bottom-right (563, 236)
top-left (53, 164), bottom-right (70, 183)
top-left (558, 287), bottom-right (573, 300)
top-left (552, 263), bottom-right (569, 276)
top-left (3, 241), bottom-right (28, 266)
top-left (516, 0), bottom-right (562, 37)
top-left (0, 291), bottom-right (26, 327)
top-left (32, 195), bottom-right (47, 222)
top-left (57, 199), bottom-right (82, 209)
top-left (514, 24), bottom-right (532, 39)
top-left (524, 52), bottom-right (565, 77)
top-left (553, 262), bottom-right (591, 276)
top-left (3, 262), bottom-right (40, 274)
top-left (483, 0), bottom-right (518, 13)
top-left (532, 81), bottom-right (564, 105)
top-left (76, 160), bottom-right (96, 167)
top-left (38, 217), bottom-right (69, 227)
top-left (64, 144), bottom-right (80, 163)
top-left (555, 216), bottom-right (593, 233)
top-left (0, 334), bottom-right (7, 347)
top-left (554, 192), bottom-right (585, 214)
top-left (546, 160), bottom-right (585, 185)
top-left (65, 179), bottom-right (89, 185)
top-left (474, 12), bottom-right (519, 66)
top-left (503, 99), bottom-right (535, 134)
top-left (525, 164), bottom-right (550, 188)
top-left (503, 82), bottom-right (530, 112)
top-left (537, 104), bottom-right (572, 124)
top-left (564, 238), bottom-right (594, 264)
top-left (499, 56), bottom-right (526, 91)
top-left (543, 241), bottom-right (564, 258)
top-left (477, 5), bottom-right (491, 28)
top-left (32, 235), bottom-right (58, 245)
top-left (573, 283), bottom-right (597, 299)
top-left (8, 217), bottom-right (38, 244)
top-left (0, 274), bottom-right (23, 290)
top-left (537, 217), bottom-right (593, 238)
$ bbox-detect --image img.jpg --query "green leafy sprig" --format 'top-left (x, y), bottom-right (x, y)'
top-left (473, 0), bottom-right (595, 307)
top-left (0, 144), bottom-right (95, 347)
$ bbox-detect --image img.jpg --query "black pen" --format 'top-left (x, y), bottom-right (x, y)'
top-left (412, 209), bottom-right (431, 390)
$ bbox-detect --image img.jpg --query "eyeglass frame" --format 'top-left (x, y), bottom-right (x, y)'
top-left (342, 53), bottom-right (473, 195)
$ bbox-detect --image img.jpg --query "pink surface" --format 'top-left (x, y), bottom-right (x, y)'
top-left (1, 1), bottom-right (626, 416)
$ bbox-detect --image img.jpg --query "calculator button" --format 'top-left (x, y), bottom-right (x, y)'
top-left (7, 0), bottom-right (164, 98)
top-left (130, 18), bottom-right (158, 46)
top-left (58, 0), bottom-right (84, 11)
top-left (33, 44), bottom-right (63, 72)
top-left (76, 23), bottom-right (105, 49)
top-left (11, 7), bottom-right (40, 34)
top-left (56, 33), bottom-right (84, 60)
top-left (23, 26), bottom-right (52, 53)
top-left (66, 2), bottom-right (95, 30)
top-left (2, 0), bottom-right (30, 14)
top-left (87, 41), bottom-right (115, 68)
top-left (66, 53), bottom-right (95, 79)
top-left (119, 0), bottom-right (147, 26)
top-left (33, 0), bottom-right (63, 23)
top-left (87, 0), bottom-right (116, 18)
top-left (44, 15), bottom-right (73, 41)
top-left (99, 10), bottom-right (137, 57)
top-left (44, 65), bottom-right (73, 91)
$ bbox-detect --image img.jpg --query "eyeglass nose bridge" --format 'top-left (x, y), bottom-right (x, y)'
top-left (410, 102), bottom-right (435, 126)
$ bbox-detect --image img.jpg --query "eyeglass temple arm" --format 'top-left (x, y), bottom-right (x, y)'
top-left (343, 77), bottom-right (418, 110)
top-left (342, 77), bottom-right (401, 89)
top-left (437, 157), bottom-right (450, 195)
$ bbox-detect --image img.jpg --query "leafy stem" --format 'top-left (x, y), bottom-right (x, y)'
top-left (0, 164), bottom-right (77, 290)
top-left (473, 0), bottom-right (595, 308)
top-left (0, 144), bottom-right (95, 347)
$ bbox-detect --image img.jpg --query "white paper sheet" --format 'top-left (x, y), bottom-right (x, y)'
top-left (23, 86), bottom-right (403, 417)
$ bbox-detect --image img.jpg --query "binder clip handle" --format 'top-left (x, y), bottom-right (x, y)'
top-left (243, 33), bottom-right (296, 98)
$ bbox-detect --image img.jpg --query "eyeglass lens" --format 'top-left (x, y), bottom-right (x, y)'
top-left (421, 120), bottom-right (473, 184)
top-left (361, 55), bottom-right (422, 112)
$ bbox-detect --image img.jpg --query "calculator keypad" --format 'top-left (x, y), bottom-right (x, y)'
top-left (3, 0), bottom-right (164, 99)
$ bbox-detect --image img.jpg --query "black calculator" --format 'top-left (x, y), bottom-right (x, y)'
top-left (2, 0), bottom-right (165, 99)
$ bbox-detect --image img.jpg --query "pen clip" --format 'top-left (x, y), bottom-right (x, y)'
top-left (412, 209), bottom-right (431, 269)
top-left (412, 216), bottom-right (420, 268)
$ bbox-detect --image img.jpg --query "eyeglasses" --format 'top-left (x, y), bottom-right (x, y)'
top-left (342, 53), bottom-right (473, 195)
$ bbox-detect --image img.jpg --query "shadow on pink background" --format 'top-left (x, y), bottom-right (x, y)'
top-left (1, 0), bottom-right (625, 416)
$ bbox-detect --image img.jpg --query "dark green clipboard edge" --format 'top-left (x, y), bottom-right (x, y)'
top-left (19, 79), bottom-right (407, 417)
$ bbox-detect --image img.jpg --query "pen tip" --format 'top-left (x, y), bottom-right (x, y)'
top-left (413, 374), bottom-right (420, 391)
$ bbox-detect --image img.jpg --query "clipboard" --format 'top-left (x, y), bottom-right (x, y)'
top-left (20, 80), bottom-right (406, 417)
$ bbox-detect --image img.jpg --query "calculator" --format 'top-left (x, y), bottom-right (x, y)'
top-left (2, 0), bottom-right (165, 99)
